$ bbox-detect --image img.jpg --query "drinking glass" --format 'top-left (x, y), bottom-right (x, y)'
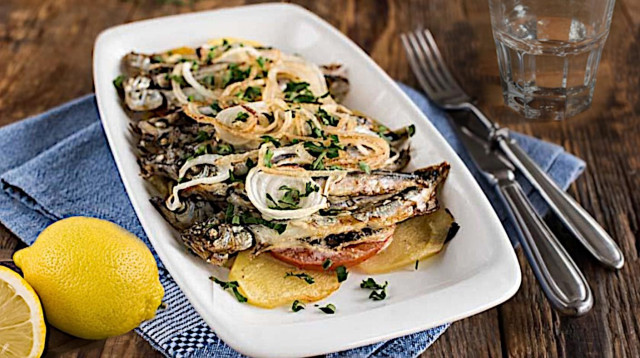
top-left (488, 0), bottom-right (616, 120)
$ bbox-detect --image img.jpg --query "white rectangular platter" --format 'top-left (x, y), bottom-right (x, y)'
top-left (93, 4), bottom-right (521, 357)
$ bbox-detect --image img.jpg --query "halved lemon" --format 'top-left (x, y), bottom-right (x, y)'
top-left (0, 266), bottom-right (46, 358)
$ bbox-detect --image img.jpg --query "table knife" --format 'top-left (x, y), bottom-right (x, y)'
top-left (454, 108), bottom-right (624, 269)
top-left (457, 124), bottom-right (593, 316)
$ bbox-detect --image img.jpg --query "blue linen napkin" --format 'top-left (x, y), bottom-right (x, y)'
top-left (0, 84), bottom-right (584, 358)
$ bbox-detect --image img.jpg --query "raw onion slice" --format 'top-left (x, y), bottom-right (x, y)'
top-left (246, 168), bottom-right (327, 220)
top-left (182, 62), bottom-right (217, 101)
top-left (166, 155), bottom-right (231, 211)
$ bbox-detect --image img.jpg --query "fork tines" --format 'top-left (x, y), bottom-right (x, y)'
top-left (400, 29), bottom-right (470, 106)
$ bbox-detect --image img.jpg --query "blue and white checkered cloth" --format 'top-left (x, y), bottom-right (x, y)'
top-left (0, 84), bottom-right (584, 357)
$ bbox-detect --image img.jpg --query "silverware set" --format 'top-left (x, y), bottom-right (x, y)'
top-left (401, 28), bottom-right (624, 316)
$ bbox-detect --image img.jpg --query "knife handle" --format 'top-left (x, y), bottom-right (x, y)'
top-left (496, 175), bottom-right (593, 316)
top-left (497, 135), bottom-right (624, 269)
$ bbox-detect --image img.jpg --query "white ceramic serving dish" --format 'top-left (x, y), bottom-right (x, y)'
top-left (93, 4), bottom-right (520, 357)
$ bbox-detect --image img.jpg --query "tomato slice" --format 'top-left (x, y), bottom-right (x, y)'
top-left (270, 234), bottom-right (393, 271)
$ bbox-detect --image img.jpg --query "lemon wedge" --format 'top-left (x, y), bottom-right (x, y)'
top-left (0, 265), bottom-right (46, 358)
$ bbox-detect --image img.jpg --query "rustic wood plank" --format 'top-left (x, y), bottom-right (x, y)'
top-left (0, 0), bottom-right (638, 357)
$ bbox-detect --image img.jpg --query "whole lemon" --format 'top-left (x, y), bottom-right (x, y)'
top-left (13, 217), bottom-right (164, 340)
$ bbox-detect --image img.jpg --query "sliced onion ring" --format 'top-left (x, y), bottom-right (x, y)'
top-left (246, 168), bottom-right (327, 220)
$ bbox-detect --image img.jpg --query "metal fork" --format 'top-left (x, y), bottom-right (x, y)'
top-left (401, 28), bottom-right (624, 270)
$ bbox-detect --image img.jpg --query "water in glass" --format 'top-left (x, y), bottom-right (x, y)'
top-left (489, 1), bottom-right (616, 120)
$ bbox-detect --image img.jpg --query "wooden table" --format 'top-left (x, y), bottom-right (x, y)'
top-left (1, 0), bottom-right (638, 357)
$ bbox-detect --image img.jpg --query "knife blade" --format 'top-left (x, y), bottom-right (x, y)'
top-left (452, 109), bottom-right (624, 269)
top-left (457, 125), bottom-right (593, 315)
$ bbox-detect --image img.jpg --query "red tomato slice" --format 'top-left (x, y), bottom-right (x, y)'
top-left (270, 235), bottom-right (393, 271)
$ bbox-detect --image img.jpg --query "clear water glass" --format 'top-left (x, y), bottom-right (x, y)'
top-left (488, 0), bottom-right (616, 120)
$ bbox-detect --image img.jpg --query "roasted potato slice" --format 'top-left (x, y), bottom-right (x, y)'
top-left (229, 251), bottom-right (340, 308)
top-left (356, 208), bottom-right (455, 274)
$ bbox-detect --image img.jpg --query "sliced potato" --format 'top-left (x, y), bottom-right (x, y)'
top-left (356, 208), bottom-right (455, 274)
top-left (229, 251), bottom-right (340, 308)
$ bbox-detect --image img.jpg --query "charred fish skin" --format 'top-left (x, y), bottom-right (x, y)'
top-left (180, 217), bottom-right (254, 265)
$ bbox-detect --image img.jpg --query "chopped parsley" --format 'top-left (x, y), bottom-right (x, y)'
top-left (202, 75), bottom-right (214, 88)
top-left (304, 140), bottom-right (344, 170)
top-left (222, 63), bottom-right (251, 87)
top-left (360, 278), bottom-right (387, 290)
top-left (112, 75), bottom-right (125, 90)
top-left (234, 112), bottom-right (249, 122)
top-left (264, 148), bottom-right (274, 168)
top-left (322, 259), bottom-right (333, 270)
top-left (307, 120), bottom-right (325, 139)
top-left (284, 272), bottom-right (315, 285)
top-left (216, 143), bottom-right (234, 155)
top-left (187, 95), bottom-right (195, 102)
top-left (283, 81), bottom-right (319, 103)
top-left (265, 183), bottom-right (318, 211)
top-left (311, 151), bottom-right (326, 170)
top-left (224, 203), bottom-right (235, 223)
top-left (359, 161), bottom-right (371, 174)
top-left (240, 213), bottom-right (287, 234)
top-left (210, 101), bottom-right (222, 116)
top-left (318, 303), bottom-right (336, 314)
top-left (210, 277), bottom-right (247, 303)
top-left (260, 135), bottom-right (281, 147)
top-left (369, 289), bottom-right (387, 301)
top-left (169, 74), bottom-right (186, 85)
top-left (336, 265), bottom-right (348, 283)
top-left (291, 300), bottom-right (305, 312)
top-left (195, 131), bottom-right (210, 142)
top-left (445, 221), bottom-right (460, 243)
top-left (256, 56), bottom-right (267, 69)
top-left (239, 86), bottom-right (262, 102)
top-left (317, 107), bottom-right (339, 126)
top-left (360, 278), bottom-right (388, 301)
top-left (151, 55), bottom-right (164, 63)
top-left (407, 124), bottom-right (416, 137)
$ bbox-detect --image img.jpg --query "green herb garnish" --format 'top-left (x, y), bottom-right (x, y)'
top-left (222, 63), bottom-right (251, 87)
top-left (285, 272), bottom-right (315, 284)
top-left (291, 300), bottom-right (305, 312)
top-left (210, 277), bottom-right (247, 303)
top-left (169, 74), bottom-right (186, 85)
top-left (317, 107), bottom-right (339, 126)
top-left (112, 75), bottom-right (125, 90)
top-left (359, 161), bottom-right (371, 174)
top-left (336, 266), bottom-right (348, 283)
top-left (283, 81), bottom-right (319, 103)
top-left (360, 278), bottom-right (387, 290)
top-left (240, 86), bottom-right (262, 102)
top-left (322, 259), bottom-right (333, 270)
top-left (203, 75), bottom-right (214, 87)
top-left (225, 203), bottom-right (235, 223)
top-left (234, 112), bottom-right (249, 122)
top-left (407, 124), bottom-right (416, 137)
top-left (195, 131), bottom-right (210, 142)
top-left (256, 56), bottom-right (267, 69)
top-left (360, 278), bottom-right (388, 301)
top-left (318, 303), bottom-right (336, 314)
top-left (261, 135), bottom-right (281, 147)
top-left (264, 148), bottom-right (274, 168)
top-left (210, 101), bottom-right (222, 116)
top-left (216, 143), bottom-right (234, 155)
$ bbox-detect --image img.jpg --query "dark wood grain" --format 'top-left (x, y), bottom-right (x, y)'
top-left (0, 0), bottom-right (638, 357)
